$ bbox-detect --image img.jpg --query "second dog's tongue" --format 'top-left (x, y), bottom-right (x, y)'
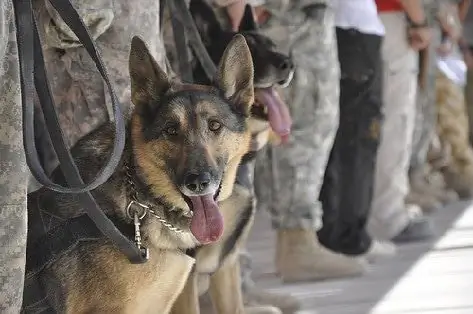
top-left (189, 194), bottom-right (223, 244)
top-left (256, 87), bottom-right (292, 143)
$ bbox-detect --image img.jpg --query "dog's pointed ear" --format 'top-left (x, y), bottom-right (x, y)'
top-left (129, 36), bottom-right (170, 110)
top-left (238, 5), bottom-right (258, 32)
top-left (216, 34), bottom-right (254, 115)
top-left (189, 0), bottom-right (223, 44)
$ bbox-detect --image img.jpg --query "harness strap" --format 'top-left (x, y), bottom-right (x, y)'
top-left (22, 215), bottom-right (103, 312)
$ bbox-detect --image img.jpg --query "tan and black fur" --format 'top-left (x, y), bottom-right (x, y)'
top-left (25, 34), bottom-right (255, 314)
top-left (170, 2), bottom-right (294, 313)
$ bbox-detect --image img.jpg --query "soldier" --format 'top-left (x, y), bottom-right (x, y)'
top-left (407, 0), bottom-right (467, 212)
top-left (250, 0), bottom-right (368, 285)
top-left (0, 1), bottom-right (28, 312)
top-left (32, 0), bottom-right (168, 175)
top-left (368, 0), bottom-right (435, 243)
top-left (317, 0), bottom-right (396, 260)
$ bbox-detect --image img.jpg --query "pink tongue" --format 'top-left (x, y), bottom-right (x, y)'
top-left (189, 194), bottom-right (223, 244)
top-left (256, 88), bottom-right (292, 143)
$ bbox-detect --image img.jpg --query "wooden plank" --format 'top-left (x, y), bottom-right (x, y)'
top-left (244, 201), bottom-right (473, 314)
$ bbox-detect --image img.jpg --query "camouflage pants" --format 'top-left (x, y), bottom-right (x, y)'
top-left (241, 3), bottom-right (339, 290)
top-left (253, 5), bottom-right (339, 231)
top-left (410, 27), bottom-right (441, 172)
top-left (0, 1), bottom-right (28, 312)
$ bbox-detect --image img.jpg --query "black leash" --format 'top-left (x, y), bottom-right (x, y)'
top-left (14, 0), bottom-right (147, 264)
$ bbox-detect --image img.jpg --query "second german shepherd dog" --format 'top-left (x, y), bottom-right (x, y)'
top-left (25, 35), bottom-right (255, 313)
top-left (169, 2), bottom-right (295, 314)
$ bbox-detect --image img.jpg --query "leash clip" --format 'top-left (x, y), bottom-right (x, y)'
top-left (126, 200), bottom-right (149, 260)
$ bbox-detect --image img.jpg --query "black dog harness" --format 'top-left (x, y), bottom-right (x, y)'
top-left (13, 0), bottom-right (218, 311)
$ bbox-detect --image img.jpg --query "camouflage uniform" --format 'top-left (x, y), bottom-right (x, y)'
top-left (234, 0), bottom-right (340, 292)
top-left (0, 1), bottom-right (28, 312)
top-left (33, 0), bottom-right (167, 175)
top-left (410, 0), bottom-right (441, 171)
top-left (253, 0), bottom-right (339, 231)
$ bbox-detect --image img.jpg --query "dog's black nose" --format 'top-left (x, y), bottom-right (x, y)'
top-left (278, 57), bottom-right (294, 71)
top-left (184, 172), bottom-right (212, 194)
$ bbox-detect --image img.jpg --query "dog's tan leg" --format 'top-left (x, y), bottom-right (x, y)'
top-left (170, 271), bottom-right (200, 314)
top-left (209, 254), bottom-right (245, 314)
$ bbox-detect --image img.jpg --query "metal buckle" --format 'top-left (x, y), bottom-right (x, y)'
top-left (126, 200), bottom-right (149, 258)
top-left (126, 200), bottom-right (149, 220)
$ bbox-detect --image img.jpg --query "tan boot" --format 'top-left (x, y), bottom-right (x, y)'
top-left (275, 229), bottom-right (367, 283)
top-left (405, 190), bottom-right (442, 213)
top-left (413, 173), bottom-right (459, 204)
top-left (243, 286), bottom-right (300, 314)
top-left (443, 168), bottom-right (473, 199)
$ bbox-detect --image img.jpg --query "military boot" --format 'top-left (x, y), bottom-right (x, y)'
top-left (405, 190), bottom-right (443, 214)
top-left (275, 229), bottom-right (367, 283)
top-left (411, 170), bottom-right (459, 205)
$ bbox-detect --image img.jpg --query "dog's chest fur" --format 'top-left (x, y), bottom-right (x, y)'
top-left (29, 124), bottom-right (200, 313)
top-left (193, 175), bottom-right (255, 295)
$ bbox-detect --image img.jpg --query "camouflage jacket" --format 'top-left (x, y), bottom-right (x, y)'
top-left (33, 0), bottom-right (166, 149)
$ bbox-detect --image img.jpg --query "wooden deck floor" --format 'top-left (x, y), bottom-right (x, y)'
top-left (246, 201), bottom-right (473, 314)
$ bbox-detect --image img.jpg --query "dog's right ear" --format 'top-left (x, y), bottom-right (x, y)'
top-left (216, 34), bottom-right (254, 116)
top-left (189, 0), bottom-right (223, 44)
top-left (129, 36), bottom-right (170, 110)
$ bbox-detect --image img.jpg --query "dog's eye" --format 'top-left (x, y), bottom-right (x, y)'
top-left (208, 120), bottom-right (222, 132)
top-left (164, 126), bottom-right (178, 136)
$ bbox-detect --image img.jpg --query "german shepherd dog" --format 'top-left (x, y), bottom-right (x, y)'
top-left (25, 35), bottom-right (255, 313)
top-left (169, 2), bottom-right (294, 314)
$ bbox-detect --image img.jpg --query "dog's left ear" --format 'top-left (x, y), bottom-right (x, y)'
top-left (238, 5), bottom-right (258, 32)
top-left (216, 34), bottom-right (254, 115)
top-left (129, 36), bottom-right (170, 112)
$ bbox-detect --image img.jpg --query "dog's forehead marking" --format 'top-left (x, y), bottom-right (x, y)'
top-left (171, 82), bottom-right (214, 93)
top-left (168, 104), bottom-right (187, 125)
top-left (196, 100), bottom-right (220, 117)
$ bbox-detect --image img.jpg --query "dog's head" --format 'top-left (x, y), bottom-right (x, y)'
top-left (190, 0), bottom-right (294, 141)
top-left (129, 35), bottom-right (254, 244)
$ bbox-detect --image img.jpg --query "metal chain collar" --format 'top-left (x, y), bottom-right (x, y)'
top-left (124, 165), bottom-right (184, 252)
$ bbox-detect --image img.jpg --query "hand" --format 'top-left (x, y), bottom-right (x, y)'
top-left (408, 26), bottom-right (432, 50)
top-left (437, 39), bottom-right (454, 57)
top-left (225, 0), bottom-right (247, 31)
top-left (437, 3), bottom-right (462, 41)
